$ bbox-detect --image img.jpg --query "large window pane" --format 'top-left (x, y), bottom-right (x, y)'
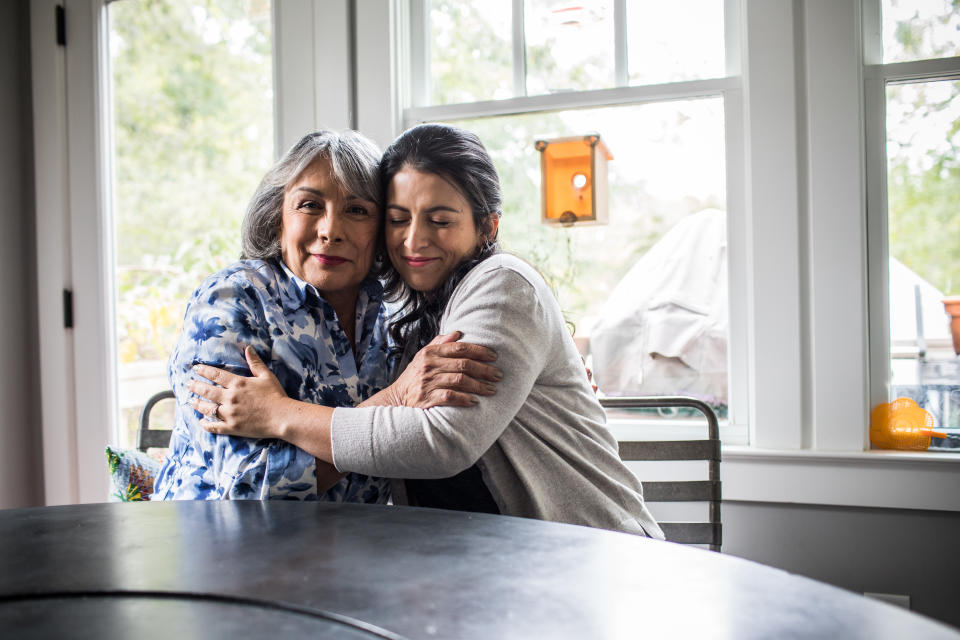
top-left (429, 0), bottom-right (513, 104)
top-left (626, 0), bottom-right (725, 86)
top-left (108, 0), bottom-right (274, 448)
top-left (886, 79), bottom-right (960, 448)
top-left (882, 0), bottom-right (960, 63)
top-left (424, 1), bottom-right (729, 103)
top-left (524, 0), bottom-right (616, 94)
top-left (451, 97), bottom-right (728, 416)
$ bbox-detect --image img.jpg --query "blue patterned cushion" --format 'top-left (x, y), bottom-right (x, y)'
top-left (105, 446), bottom-right (162, 502)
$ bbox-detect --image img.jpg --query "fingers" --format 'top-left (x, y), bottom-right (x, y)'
top-left (191, 397), bottom-right (221, 420)
top-left (459, 359), bottom-right (502, 383)
top-left (200, 417), bottom-right (228, 435)
top-left (427, 356), bottom-right (502, 383)
top-left (421, 389), bottom-right (478, 409)
top-left (188, 378), bottom-right (224, 403)
top-left (430, 340), bottom-right (498, 362)
top-left (244, 345), bottom-right (271, 377)
top-left (193, 362), bottom-right (238, 386)
top-left (431, 372), bottom-right (497, 396)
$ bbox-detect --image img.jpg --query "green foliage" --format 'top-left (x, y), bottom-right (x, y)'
top-left (430, 0), bottom-right (512, 104)
top-left (895, 19), bottom-right (925, 54)
top-left (109, 0), bottom-right (273, 363)
top-left (888, 160), bottom-right (960, 294)
top-left (887, 1), bottom-right (960, 60)
top-left (885, 73), bottom-right (960, 294)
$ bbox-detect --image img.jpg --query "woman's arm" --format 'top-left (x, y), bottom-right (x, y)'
top-left (193, 349), bottom-right (337, 459)
top-left (193, 332), bottom-right (502, 459)
top-left (329, 264), bottom-right (550, 478)
top-left (165, 271), bottom-right (279, 498)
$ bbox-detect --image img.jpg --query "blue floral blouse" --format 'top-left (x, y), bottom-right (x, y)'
top-left (153, 258), bottom-right (392, 503)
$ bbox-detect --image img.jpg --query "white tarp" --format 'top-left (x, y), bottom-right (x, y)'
top-left (589, 208), bottom-right (951, 405)
top-left (888, 256), bottom-right (949, 343)
top-left (589, 208), bottom-right (728, 405)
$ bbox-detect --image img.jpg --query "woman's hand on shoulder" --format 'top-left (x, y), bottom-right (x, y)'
top-left (190, 345), bottom-right (289, 439)
top-left (382, 331), bottom-right (502, 409)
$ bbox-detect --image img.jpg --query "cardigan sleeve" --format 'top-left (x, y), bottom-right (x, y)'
top-left (330, 264), bottom-right (551, 478)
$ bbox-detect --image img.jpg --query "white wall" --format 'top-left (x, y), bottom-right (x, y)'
top-left (0, 0), bottom-right (43, 509)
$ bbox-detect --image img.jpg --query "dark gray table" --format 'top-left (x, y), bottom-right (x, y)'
top-left (0, 501), bottom-right (956, 639)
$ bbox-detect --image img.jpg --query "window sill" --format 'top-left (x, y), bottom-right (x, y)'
top-left (721, 446), bottom-right (960, 513)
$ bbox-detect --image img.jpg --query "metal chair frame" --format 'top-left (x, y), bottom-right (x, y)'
top-left (137, 392), bottom-right (722, 549)
top-left (600, 396), bottom-right (722, 551)
top-left (137, 390), bottom-right (175, 452)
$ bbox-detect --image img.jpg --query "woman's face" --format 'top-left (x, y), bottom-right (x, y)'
top-left (386, 167), bottom-right (496, 292)
top-left (279, 157), bottom-right (379, 308)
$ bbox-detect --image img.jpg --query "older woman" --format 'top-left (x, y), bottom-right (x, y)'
top-left (192, 124), bottom-right (662, 537)
top-left (154, 130), bottom-right (499, 502)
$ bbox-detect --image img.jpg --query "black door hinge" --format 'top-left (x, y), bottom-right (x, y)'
top-left (63, 289), bottom-right (73, 329)
top-left (56, 5), bottom-right (66, 46)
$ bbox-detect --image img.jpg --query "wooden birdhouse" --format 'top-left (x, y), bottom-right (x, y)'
top-left (534, 134), bottom-right (612, 226)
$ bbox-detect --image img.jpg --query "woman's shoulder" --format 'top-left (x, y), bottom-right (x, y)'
top-left (192, 258), bottom-right (283, 302)
top-left (463, 253), bottom-right (548, 294)
top-left (203, 258), bottom-right (279, 287)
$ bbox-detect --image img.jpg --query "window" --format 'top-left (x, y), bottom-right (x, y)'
top-left (406, 0), bottom-right (741, 433)
top-left (38, 0), bottom-right (957, 508)
top-left (107, 0), bottom-right (275, 447)
top-left (867, 0), bottom-right (960, 451)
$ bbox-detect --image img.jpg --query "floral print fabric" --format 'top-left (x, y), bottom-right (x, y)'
top-left (153, 258), bottom-right (391, 503)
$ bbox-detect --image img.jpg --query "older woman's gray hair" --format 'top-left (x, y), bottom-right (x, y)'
top-left (241, 130), bottom-right (382, 259)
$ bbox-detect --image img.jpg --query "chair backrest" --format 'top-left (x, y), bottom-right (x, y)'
top-left (137, 390), bottom-right (176, 452)
top-left (600, 396), bottom-right (721, 551)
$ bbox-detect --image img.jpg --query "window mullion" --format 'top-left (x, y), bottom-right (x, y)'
top-left (512, 0), bottom-right (526, 97)
top-left (724, 87), bottom-right (750, 436)
top-left (802, 0), bottom-right (869, 451)
top-left (405, 77), bottom-right (738, 122)
top-left (861, 0), bottom-right (882, 65)
top-left (724, 0), bottom-right (741, 76)
top-left (408, 0), bottom-right (430, 108)
top-left (864, 72), bottom-right (890, 413)
top-left (741, 0), bottom-right (804, 449)
top-left (614, 0), bottom-right (627, 86)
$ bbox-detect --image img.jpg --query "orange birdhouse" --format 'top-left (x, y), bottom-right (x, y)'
top-left (534, 135), bottom-right (612, 226)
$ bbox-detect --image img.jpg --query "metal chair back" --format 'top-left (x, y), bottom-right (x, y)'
top-left (601, 396), bottom-right (721, 551)
top-left (137, 390), bottom-right (175, 452)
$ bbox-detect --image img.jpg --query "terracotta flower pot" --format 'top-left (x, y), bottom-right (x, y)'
top-left (943, 296), bottom-right (960, 356)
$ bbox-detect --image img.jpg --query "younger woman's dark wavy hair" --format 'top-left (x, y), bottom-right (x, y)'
top-left (378, 123), bottom-right (503, 360)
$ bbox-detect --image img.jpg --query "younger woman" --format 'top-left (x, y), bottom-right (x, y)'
top-left (193, 124), bottom-right (662, 537)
